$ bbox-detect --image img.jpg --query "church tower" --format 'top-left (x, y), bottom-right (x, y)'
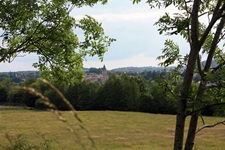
top-left (102, 65), bottom-right (108, 83)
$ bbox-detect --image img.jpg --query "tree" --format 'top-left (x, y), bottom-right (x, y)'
top-left (0, 86), bottom-right (7, 103)
top-left (0, 0), bottom-right (114, 84)
top-left (20, 79), bottom-right (39, 107)
top-left (122, 75), bottom-right (141, 111)
top-left (133, 0), bottom-right (225, 149)
top-left (139, 93), bottom-right (155, 113)
top-left (134, 76), bottom-right (151, 94)
top-left (99, 75), bottom-right (128, 110)
top-left (43, 82), bottom-right (69, 110)
top-left (66, 81), bottom-right (99, 110)
top-left (0, 78), bottom-right (16, 103)
top-left (96, 74), bottom-right (141, 111)
top-left (89, 67), bottom-right (102, 74)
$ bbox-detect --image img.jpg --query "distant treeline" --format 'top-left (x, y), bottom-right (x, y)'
top-left (0, 71), bottom-right (224, 116)
top-left (0, 71), bottom-right (40, 83)
top-left (0, 67), bottom-right (173, 83)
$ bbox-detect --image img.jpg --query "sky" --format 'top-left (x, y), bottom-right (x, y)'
top-left (0, 0), bottom-right (189, 72)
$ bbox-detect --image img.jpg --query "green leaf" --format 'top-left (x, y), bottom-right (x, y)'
top-left (0, 0), bottom-right (115, 84)
top-left (157, 39), bottom-right (181, 67)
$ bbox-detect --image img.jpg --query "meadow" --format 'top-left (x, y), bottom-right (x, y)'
top-left (0, 109), bottom-right (225, 150)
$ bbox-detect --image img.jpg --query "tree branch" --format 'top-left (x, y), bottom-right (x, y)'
top-left (184, 0), bottom-right (192, 15)
top-left (199, 114), bottom-right (205, 125)
top-left (196, 119), bottom-right (225, 133)
top-left (203, 16), bottom-right (225, 73)
top-left (0, 19), bottom-right (47, 63)
top-left (190, 0), bottom-right (200, 45)
top-left (197, 55), bottom-right (204, 78)
top-left (212, 0), bottom-right (223, 19)
top-left (199, 2), bottom-right (225, 47)
top-left (32, 41), bottom-right (54, 69)
top-left (164, 82), bottom-right (180, 101)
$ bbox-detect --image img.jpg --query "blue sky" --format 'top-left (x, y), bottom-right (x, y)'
top-left (0, 0), bottom-right (189, 71)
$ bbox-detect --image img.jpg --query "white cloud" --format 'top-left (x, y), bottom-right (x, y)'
top-left (84, 53), bottom-right (161, 70)
top-left (0, 62), bottom-right (37, 72)
top-left (0, 54), bottom-right (160, 72)
top-left (73, 4), bottom-right (179, 23)
top-left (0, 54), bottom-right (38, 72)
top-left (74, 12), bottom-right (159, 23)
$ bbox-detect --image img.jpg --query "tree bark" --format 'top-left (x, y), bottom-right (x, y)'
top-left (174, 99), bottom-right (187, 150)
top-left (174, 1), bottom-right (200, 149)
top-left (184, 113), bottom-right (198, 150)
top-left (184, 16), bottom-right (225, 150)
top-left (174, 43), bottom-right (200, 150)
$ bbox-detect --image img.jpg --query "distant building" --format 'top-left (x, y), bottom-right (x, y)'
top-left (101, 65), bottom-right (108, 83)
top-left (84, 65), bottom-right (109, 83)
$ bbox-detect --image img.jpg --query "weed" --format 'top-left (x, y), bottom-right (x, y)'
top-left (0, 133), bottom-right (57, 150)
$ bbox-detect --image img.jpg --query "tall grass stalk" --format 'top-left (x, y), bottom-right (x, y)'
top-left (15, 78), bottom-right (96, 149)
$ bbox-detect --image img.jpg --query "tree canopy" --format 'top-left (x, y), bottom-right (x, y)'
top-left (0, 0), bottom-right (114, 84)
top-left (133, 0), bottom-right (225, 149)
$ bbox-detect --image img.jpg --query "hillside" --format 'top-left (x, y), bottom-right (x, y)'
top-left (111, 66), bottom-right (174, 72)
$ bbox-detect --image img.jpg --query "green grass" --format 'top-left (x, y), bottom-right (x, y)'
top-left (0, 110), bottom-right (225, 150)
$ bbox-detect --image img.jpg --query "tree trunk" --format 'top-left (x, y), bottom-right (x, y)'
top-left (174, 99), bottom-right (187, 150)
top-left (184, 15), bottom-right (225, 150)
top-left (185, 82), bottom-right (205, 150)
top-left (174, 46), bottom-right (200, 150)
top-left (184, 113), bottom-right (199, 150)
top-left (174, 1), bottom-right (201, 149)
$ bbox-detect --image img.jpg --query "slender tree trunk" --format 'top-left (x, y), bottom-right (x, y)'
top-left (185, 81), bottom-right (205, 150)
top-left (184, 15), bottom-right (225, 150)
top-left (174, 1), bottom-right (201, 149)
top-left (174, 48), bottom-right (199, 150)
top-left (174, 101), bottom-right (186, 150)
top-left (185, 113), bottom-right (199, 150)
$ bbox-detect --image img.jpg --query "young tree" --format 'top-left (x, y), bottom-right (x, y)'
top-left (0, 0), bottom-right (114, 84)
top-left (133, 0), bottom-right (225, 149)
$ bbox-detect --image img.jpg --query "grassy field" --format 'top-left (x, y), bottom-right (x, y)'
top-left (0, 109), bottom-right (225, 150)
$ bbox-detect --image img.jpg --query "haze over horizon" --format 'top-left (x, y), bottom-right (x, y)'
top-left (0, 0), bottom-right (189, 72)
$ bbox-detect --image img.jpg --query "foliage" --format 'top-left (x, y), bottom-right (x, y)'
top-left (0, 0), bottom-right (115, 84)
top-left (1, 70), bottom-right (225, 117)
top-left (133, 0), bottom-right (225, 149)
top-left (0, 134), bottom-right (56, 150)
top-left (0, 71), bottom-right (40, 83)
top-left (0, 74), bottom-right (171, 114)
top-left (88, 67), bottom-right (102, 74)
top-left (0, 86), bottom-right (7, 103)
top-left (67, 81), bottom-right (99, 110)
top-left (96, 75), bottom-right (141, 111)
top-left (157, 39), bottom-right (182, 68)
top-left (139, 93), bottom-right (156, 113)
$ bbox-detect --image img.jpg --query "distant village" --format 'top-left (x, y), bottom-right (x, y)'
top-left (84, 65), bottom-right (109, 83)
top-left (0, 65), bottom-right (174, 83)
